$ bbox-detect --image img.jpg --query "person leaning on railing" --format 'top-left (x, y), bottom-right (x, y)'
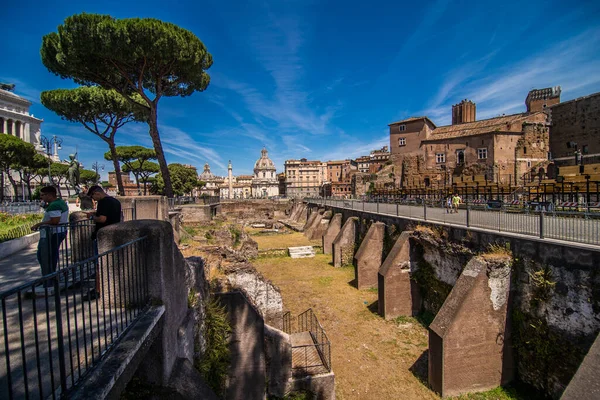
top-left (31, 186), bottom-right (69, 287)
top-left (83, 185), bottom-right (122, 300)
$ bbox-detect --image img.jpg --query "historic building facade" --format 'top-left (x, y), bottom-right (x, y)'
top-left (251, 148), bottom-right (279, 198)
top-left (388, 88), bottom-right (557, 187)
top-left (284, 158), bottom-right (327, 198)
top-left (198, 163), bottom-right (224, 197)
top-left (549, 91), bottom-right (600, 167)
top-left (1, 85), bottom-right (45, 200)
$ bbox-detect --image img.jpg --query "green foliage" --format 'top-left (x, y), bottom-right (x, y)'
top-left (41, 87), bottom-right (148, 195)
top-left (196, 298), bottom-right (231, 398)
top-left (79, 169), bottom-right (99, 185)
top-left (448, 384), bottom-right (530, 399)
top-left (269, 391), bottom-right (314, 400)
top-left (0, 213), bottom-right (43, 243)
top-left (151, 163), bottom-right (199, 196)
top-left (229, 225), bottom-right (242, 247)
top-left (528, 265), bottom-right (555, 308)
top-left (41, 13), bottom-right (213, 198)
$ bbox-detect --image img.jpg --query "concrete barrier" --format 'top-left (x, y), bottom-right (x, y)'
top-left (0, 231), bottom-right (39, 261)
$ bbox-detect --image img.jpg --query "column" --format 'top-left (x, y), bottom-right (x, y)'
top-left (23, 123), bottom-right (30, 143)
top-left (11, 120), bottom-right (16, 136)
top-left (1, 117), bottom-right (5, 134)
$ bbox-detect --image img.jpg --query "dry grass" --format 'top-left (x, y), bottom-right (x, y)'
top-left (253, 253), bottom-right (436, 400)
top-left (251, 230), bottom-right (318, 250)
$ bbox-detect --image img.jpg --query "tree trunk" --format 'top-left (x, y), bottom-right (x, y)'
top-left (148, 106), bottom-right (174, 198)
top-left (0, 170), bottom-right (5, 202)
top-left (26, 180), bottom-right (32, 200)
top-left (134, 172), bottom-right (142, 195)
top-left (108, 142), bottom-right (125, 196)
top-left (6, 172), bottom-right (19, 201)
top-left (143, 180), bottom-right (147, 195)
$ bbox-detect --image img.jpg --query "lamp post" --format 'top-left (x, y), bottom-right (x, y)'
top-left (91, 162), bottom-right (105, 184)
top-left (39, 135), bottom-right (62, 186)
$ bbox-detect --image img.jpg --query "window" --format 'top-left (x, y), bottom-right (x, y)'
top-left (398, 137), bottom-right (406, 146)
top-left (436, 153), bottom-right (445, 163)
top-left (478, 148), bottom-right (488, 159)
top-left (523, 147), bottom-right (527, 154)
top-left (399, 125), bottom-right (406, 132)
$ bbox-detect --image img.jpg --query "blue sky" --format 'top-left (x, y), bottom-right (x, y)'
top-left (2, 0), bottom-right (600, 180)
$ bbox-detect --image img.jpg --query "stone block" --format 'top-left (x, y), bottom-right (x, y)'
top-left (428, 256), bottom-right (513, 398)
top-left (332, 217), bottom-right (358, 268)
top-left (288, 246), bottom-right (316, 258)
top-left (354, 222), bottom-right (385, 289)
top-left (322, 214), bottom-right (342, 255)
top-left (378, 231), bottom-right (421, 319)
top-left (303, 208), bottom-right (319, 233)
top-left (561, 331), bottom-right (600, 400)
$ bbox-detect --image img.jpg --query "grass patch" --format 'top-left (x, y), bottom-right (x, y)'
top-left (450, 383), bottom-right (539, 399)
top-left (252, 231), bottom-right (317, 250)
top-left (0, 213), bottom-right (43, 243)
top-left (196, 298), bottom-right (232, 398)
top-left (317, 276), bottom-right (333, 286)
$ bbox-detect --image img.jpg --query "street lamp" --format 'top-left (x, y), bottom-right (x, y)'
top-left (39, 135), bottom-right (62, 186)
top-left (91, 162), bottom-right (105, 184)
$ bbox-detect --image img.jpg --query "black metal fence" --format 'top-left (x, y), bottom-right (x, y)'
top-left (0, 236), bottom-right (148, 399)
top-left (282, 309), bottom-right (331, 376)
top-left (307, 198), bottom-right (600, 246)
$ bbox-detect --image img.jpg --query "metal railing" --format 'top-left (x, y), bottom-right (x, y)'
top-left (0, 202), bottom-right (42, 215)
top-left (282, 309), bottom-right (331, 375)
top-left (0, 236), bottom-right (148, 399)
top-left (307, 198), bottom-right (600, 246)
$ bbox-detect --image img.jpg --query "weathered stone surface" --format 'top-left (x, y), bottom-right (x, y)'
top-left (69, 211), bottom-right (95, 262)
top-left (288, 246), bottom-right (316, 258)
top-left (378, 231), bottom-right (420, 319)
top-left (332, 217), bottom-right (358, 268)
top-left (322, 214), bottom-right (342, 255)
top-left (304, 208), bottom-right (325, 239)
top-left (561, 331), bottom-right (600, 400)
top-left (216, 291), bottom-right (266, 400)
top-left (264, 324), bottom-right (292, 398)
top-left (354, 222), bottom-right (385, 289)
top-left (309, 210), bottom-right (332, 241)
top-left (428, 256), bottom-right (513, 398)
top-left (303, 209), bottom-right (319, 233)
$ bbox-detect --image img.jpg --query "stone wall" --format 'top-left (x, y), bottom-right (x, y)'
top-left (315, 204), bottom-right (600, 398)
top-left (550, 92), bottom-right (600, 165)
top-left (220, 199), bottom-right (291, 221)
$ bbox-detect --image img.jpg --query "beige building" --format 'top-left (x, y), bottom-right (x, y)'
top-left (251, 148), bottom-right (279, 198)
top-left (198, 163), bottom-right (224, 197)
top-left (284, 158), bottom-right (327, 198)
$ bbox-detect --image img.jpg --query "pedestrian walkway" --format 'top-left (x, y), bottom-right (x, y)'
top-left (0, 242), bottom-right (40, 293)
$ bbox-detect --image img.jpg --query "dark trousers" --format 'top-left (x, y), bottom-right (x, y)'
top-left (37, 231), bottom-right (67, 286)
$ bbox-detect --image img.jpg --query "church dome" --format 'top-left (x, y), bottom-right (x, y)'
top-left (199, 162), bottom-right (216, 180)
top-left (254, 148), bottom-right (276, 171)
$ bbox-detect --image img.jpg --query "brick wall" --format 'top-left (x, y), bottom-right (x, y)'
top-left (550, 92), bottom-right (600, 165)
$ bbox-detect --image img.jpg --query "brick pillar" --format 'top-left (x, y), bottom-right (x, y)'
top-left (309, 209), bottom-right (331, 241)
top-left (428, 256), bottom-right (513, 397)
top-left (354, 222), bottom-right (385, 289)
top-left (378, 231), bottom-right (421, 319)
top-left (322, 213), bottom-right (342, 254)
top-left (332, 217), bottom-right (358, 267)
top-left (304, 208), bottom-right (324, 238)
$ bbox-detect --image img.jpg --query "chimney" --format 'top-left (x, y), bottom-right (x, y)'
top-left (451, 99), bottom-right (476, 124)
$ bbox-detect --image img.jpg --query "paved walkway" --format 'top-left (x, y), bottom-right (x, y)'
top-left (0, 242), bottom-right (41, 293)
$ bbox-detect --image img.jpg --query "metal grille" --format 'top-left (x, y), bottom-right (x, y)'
top-left (282, 309), bottom-right (331, 376)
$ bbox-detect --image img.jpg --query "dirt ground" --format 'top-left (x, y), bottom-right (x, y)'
top-left (252, 232), bottom-right (438, 400)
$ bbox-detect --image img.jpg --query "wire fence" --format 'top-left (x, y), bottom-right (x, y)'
top-left (307, 198), bottom-right (600, 246)
top-left (0, 236), bottom-right (148, 399)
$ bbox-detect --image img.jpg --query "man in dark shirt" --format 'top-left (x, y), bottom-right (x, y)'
top-left (84, 185), bottom-right (122, 300)
top-left (86, 185), bottom-right (122, 239)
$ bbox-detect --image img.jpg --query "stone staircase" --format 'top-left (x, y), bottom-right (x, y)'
top-left (288, 246), bottom-right (316, 258)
